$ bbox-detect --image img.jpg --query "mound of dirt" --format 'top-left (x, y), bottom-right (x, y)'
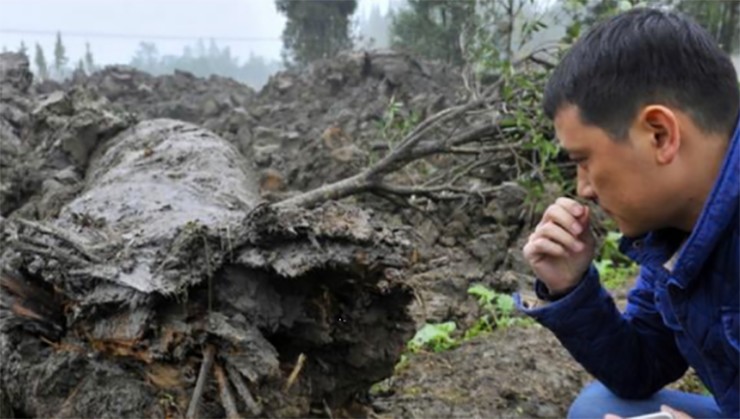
top-left (0, 52), bottom-right (416, 418)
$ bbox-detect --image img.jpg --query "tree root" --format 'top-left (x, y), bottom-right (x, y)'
top-left (186, 344), bottom-right (216, 419)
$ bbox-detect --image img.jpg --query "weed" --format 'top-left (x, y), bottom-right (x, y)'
top-left (407, 321), bottom-right (458, 353)
top-left (465, 284), bottom-right (533, 340)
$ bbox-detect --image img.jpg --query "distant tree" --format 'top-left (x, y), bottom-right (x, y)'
top-left (675, 0), bottom-right (740, 54)
top-left (390, 0), bottom-right (476, 64)
top-left (564, 0), bottom-right (739, 54)
top-left (34, 43), bottom-right (49, 81)
top-left (84, 42), bottom-right (96, 73)
top-left (18, 41), bottom-right (28, 57)
top-left (275, 0), bottom-right (358, 67)
top-left (128, 40), bottom-right (281, 90)
top-left (53, 31), bottom-right (68, 79)
top-left (76, 58), bottom-right (85, 73)
top-left (359, 4), bottom-right (392, 48)
top-left (130, 42), bottom-right (160, 73)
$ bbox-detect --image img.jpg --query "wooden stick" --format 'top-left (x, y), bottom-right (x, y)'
top-left (186, 344), bottom-right (216, 419)
top-left (225, 363), bottom-right (262, 416)
top-left (283, 353), bottom-right (307, 392)
top-left (214, 363), bottom-right (240, 419)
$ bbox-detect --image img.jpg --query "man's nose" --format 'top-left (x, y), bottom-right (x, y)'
top-left (576, 170), bottom-right (596, 200)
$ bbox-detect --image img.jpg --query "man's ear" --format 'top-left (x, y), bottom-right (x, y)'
top-left (638, 105), bottom-right (680, 165)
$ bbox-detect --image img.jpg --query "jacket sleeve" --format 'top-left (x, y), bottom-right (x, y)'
top-left (514, 265), bottom-right (688, 398)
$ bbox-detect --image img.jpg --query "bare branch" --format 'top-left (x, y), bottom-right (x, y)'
top-left (274, 172), bottom-right (371, 209)
top-left (370, 183), bottom-right (505, 201)
top-left (284, 353), bottom-right (307, 392)
top-left (226, 364), bottom-right (262, 416)
top-left (186, 344), bottom-right (216, 419)
top-left (447, 140), bottom-right (524, 154)
top-left (215, 363), bottom-right (241, 419)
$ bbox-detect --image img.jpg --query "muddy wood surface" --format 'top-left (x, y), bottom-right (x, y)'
top-left (0, 50), bottom-right (605, 418)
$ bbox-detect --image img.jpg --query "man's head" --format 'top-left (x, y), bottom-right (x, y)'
top-left (544, 8), bottom-right (740, 237)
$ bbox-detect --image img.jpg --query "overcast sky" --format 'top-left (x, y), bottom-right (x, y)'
top-left (0, 0), bottom-right (393, 65)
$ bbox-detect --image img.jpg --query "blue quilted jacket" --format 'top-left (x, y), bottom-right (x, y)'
top-left (516, 117), bottom-right (739, 417)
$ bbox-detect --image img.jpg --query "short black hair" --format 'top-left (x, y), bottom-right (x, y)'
top-left (543, 8), bottom-right (740, 140)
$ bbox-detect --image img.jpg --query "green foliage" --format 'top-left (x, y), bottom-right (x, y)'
top-left (595, 231), bottom-right (639, 289)
top-left (379, 97), bottom-right (421, 146)
top-left (53, 31), bottom-right (68, 78)
top-left (464, 284), bottom-right (533, 340)
top-left (562, 0), bottom-right (738, 55)
top-left (465, 0), bottom-right (549, 67)
top-left (404, 284), bottom-right (534, 353)
top-left (129, 41), bottom-right (281, 89)
top-left (276, 0), bottom-right (357, 67)
top-left (675, 0), bottom-right (740, 54)
top-left (84, 42), bottom-right (95, 74)
top-left (34, 43), bottom-right (49, 81)
top-left (370, 97), bottom-right (423, 169)
top-left (390, 0), bottom-right (476, 65)
top-left (407, 321), bottom-right (458, 353)
top-left (17, 41), bottom-right (28, 57)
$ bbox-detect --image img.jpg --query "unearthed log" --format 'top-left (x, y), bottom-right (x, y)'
top-left (0, 118), bottom-right (415, 418)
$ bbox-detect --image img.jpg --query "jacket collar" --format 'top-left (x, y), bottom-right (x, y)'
top-left (619, 113), bottom-right (740, 287)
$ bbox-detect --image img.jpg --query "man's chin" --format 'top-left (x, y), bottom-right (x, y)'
top-left (613, 219), bottom-right (649, 239)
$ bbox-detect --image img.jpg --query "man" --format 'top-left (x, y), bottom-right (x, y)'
top-left (515, 8), bottom-right (739, 419)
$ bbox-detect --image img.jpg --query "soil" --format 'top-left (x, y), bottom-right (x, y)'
top-left (373, 326), bottom-right (591, 418)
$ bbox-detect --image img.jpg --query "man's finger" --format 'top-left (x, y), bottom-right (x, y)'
top-left (523, 237), bottom-right (568, 259)
top-left (555, 196), bottom-right (585, 217)
top-left (543, 203), bottom-right (582, 236)
top-left (536, 222), bottom-right (584, 252)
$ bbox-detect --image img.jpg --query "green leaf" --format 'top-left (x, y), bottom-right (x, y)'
top-left (618, 0), bottom-right (633, 12)
top-left (495, 294), bottom-right (515, 315)
top-left (468, 284), bottom-right (496, 306)
top-left (408, 322), bottom-right (457, 352)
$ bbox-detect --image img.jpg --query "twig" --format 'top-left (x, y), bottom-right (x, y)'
top-left (323, 399), bottom-right (334, 419)
top-left (225, 363), bottom-right (262, 416)
top-left (214, 363), bottom-right (241, 419)
top-left (446, 140), bottom-right (524, 154)
top-left (186, 344), bottom-right (216, 419)
top-left (283, 353), bottom-right (307, 392)
top-left (371, 183), bottom-right (504, 201)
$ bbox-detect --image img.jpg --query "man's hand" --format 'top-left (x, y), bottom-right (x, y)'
top-left (523, 197), bottom-right (595, 295)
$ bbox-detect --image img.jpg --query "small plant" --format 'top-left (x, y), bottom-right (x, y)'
top-left (464, 284), bottom-right (533, 340)
top-left (370, 96), bottom-right (423, 169)
top-left (407, 321), bottom-right (458, 353)
top-left (378, 96), bottom-right (422, 148)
